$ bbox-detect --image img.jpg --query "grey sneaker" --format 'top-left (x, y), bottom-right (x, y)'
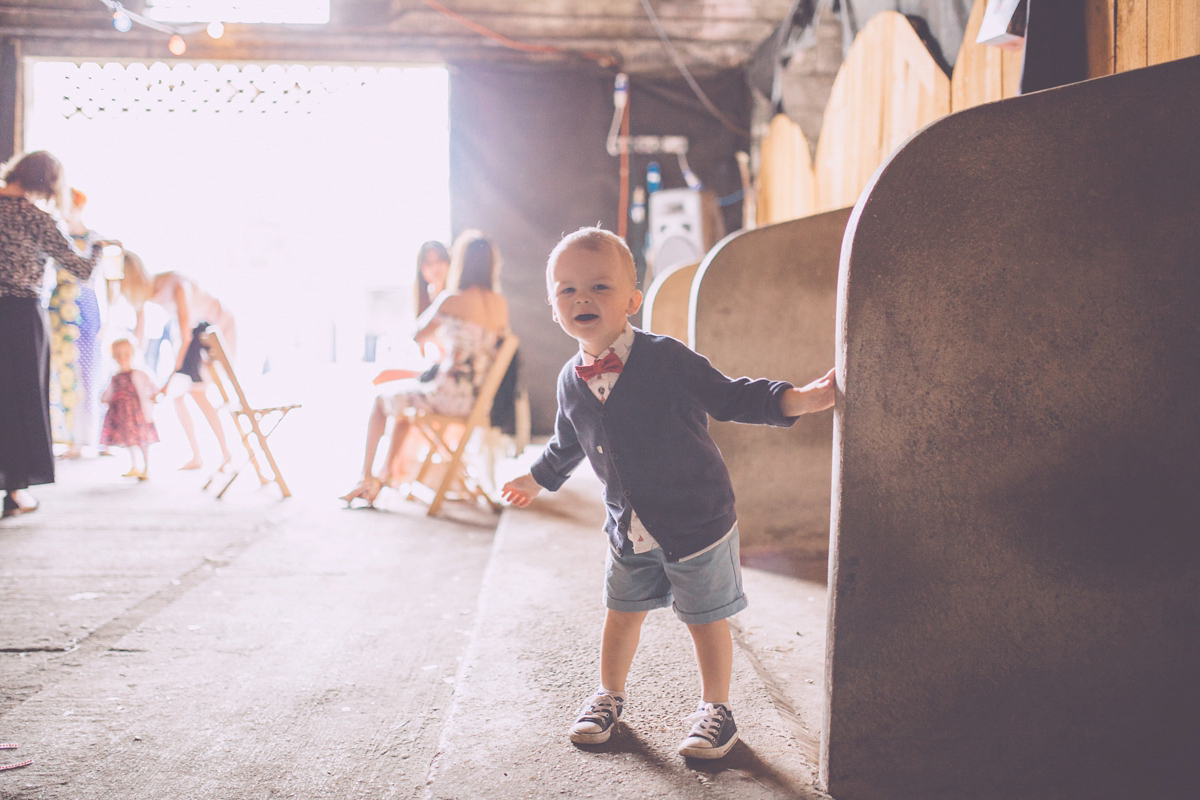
top-left (569, 691), bottom-right (623, 744)
top-left (678, 702), bottom-right (738, 759)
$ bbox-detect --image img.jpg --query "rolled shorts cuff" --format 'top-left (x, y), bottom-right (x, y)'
top-left (673, 593), bottom-right (747, 625)
top-left (604, 592), bottom-right (672, 614)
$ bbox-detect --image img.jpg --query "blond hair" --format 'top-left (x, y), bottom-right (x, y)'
top-left (546, 227), bottom-right (637, 297)
top-left (117, 251), bottom-right (154, 308)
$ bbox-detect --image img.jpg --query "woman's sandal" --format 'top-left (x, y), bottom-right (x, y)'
top-left (339, 476), bottom-right (383, 508)
top-left (2, 493), bottom-right (39, 518)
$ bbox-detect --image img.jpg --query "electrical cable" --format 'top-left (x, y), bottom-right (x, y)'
top-left (637, 0), bottom-right (750, 138)
top-left (421, 0), bottom-right (615, 66)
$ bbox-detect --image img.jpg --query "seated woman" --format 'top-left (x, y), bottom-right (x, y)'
top-left (342, 231), bottom-right (509, 507)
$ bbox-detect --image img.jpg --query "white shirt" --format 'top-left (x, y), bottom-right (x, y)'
top-left (580, 325), bottom-right (660, 554)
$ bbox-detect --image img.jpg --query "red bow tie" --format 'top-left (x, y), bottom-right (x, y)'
top-left (576, 351), bottom-right (624, 381)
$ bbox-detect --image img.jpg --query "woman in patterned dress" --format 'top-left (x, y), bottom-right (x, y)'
top-left (48, 188), bottom-right (104, 458)
top-left (341, 232), bottom-right (509, 507)
top-left (0, 152), bottom-right (109, 517)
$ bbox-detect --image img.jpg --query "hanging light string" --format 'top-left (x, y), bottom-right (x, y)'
top-left (99, 1), bottom-right (209, 36)
top-left (637, 0), bottom-right (750, 138)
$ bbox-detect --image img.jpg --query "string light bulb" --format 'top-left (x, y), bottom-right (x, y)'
top-left (112, 9), bottom-right (132, 32)
top-left (207, 21), bottom-right (225, 39)
top-left (168, 34), bottom-right (187, 55)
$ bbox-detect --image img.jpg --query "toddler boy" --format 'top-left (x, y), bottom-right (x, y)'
top-left (502, 227), bottom-right (835, 759)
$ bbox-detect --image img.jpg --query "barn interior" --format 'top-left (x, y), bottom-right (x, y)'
top-left (1, 2), bottom-right (1198, 798)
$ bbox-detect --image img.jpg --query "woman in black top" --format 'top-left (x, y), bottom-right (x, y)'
top-left (0, 151), bottom-right (107, 517)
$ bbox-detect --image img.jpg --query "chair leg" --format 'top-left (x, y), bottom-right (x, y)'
top-left (250, 413), bottom-right (292, 498)
top-left (428, 433), bottom-right (473, 517)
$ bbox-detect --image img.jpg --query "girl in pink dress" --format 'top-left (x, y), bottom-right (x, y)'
top-left (100, 339), bottom-right (159, 480)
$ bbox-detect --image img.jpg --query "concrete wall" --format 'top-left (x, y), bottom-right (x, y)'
top-left (824, 55), bottom-right (1200, 799)
top-left (690, 209), bottom-right (850, 572)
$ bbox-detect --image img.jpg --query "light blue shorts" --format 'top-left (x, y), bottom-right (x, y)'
top-left (603, 525), bottom-right (747, 624)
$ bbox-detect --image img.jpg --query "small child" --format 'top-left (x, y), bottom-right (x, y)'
top-left (100, 338), bottom-right (159, 480)
top-left (502, 227), bottom-right (836, 760)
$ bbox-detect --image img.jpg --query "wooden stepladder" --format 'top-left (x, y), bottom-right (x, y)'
top-left (405, 334), bottom-right (519, 516)
top-left (198, 329), bottom-right (300, 499)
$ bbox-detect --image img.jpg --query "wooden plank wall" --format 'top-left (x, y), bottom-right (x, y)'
top-left (812, 12), bottom-right (950, 214)
top-left (1088, 0), bottom-right (1200, 78)
top-left (755, 0), bottom-right (1200, 225)
top-left (950, 0), bottom-right (1024, 112)
top-left (755, 113), bottom-right (815, 225)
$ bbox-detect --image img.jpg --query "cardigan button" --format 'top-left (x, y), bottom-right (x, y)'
top-left (623, 490), bottom-right (630, 497)
top-left (597, 445), bottom-right (603, 453)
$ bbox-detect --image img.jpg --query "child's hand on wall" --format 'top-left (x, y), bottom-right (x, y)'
top-left (781, 367), bottom-right (837, 417)
top-left (501, 474), bottom-right (543, 508)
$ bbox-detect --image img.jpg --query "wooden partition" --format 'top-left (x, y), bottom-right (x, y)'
top-left (1087, 0), bottom-right (1200, 77)
top-left (950, 0), bottom-right (1024, 111)
top-left (824, 55), bottom-right (1200, 800)
top-left (641, 261), bottom-right (700, 346)
top-left (814, 12), bottom-right (950, 213)
top-left (688, 208), bottom-right (851, 570)
top-left (755, 113), bottom-right (815, 225)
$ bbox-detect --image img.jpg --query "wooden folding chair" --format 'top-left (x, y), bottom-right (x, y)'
top-left (198, 329), bottom-right (301, 499)
top-left (405, 334), bottom-right (519, 516)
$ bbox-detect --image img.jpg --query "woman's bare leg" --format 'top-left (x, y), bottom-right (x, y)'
top-left (189, 386), bottom-right (231, 467)
top-left (381, 418), bottom-right (415, 485)
top-left (174, 395), bottom-right (203, 469)
top-left (361, 396), bottom-right (390, 479)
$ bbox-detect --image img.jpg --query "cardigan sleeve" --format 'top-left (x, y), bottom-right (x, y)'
top-left (529, 372), bottom-right (586, 491)
top-left (34, 209), bottom-right (101, 280)
top-left (670, 338), bottom-right (797, 427)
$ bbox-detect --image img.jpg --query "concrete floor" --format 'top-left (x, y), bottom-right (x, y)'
top-left (1, 391), bottom-right (830, 799)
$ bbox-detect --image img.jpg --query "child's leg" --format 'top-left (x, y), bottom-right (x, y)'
top-left (124, 446), bottom-right (139, 476)
top-left (138, 445), bottom-right (150, 476)
top-left (686, 618), bottom-right (733, 704)
top-left (600, 609), bottom-right (647, 693)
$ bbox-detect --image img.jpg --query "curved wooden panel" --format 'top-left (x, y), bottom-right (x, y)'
top-left (813, 11), bottom-right (951, 213)
top-left (641, 261), bottom-right (699, 345)
top-left (689, 208), bottom-right (851, 565)
top-left (756, 112), bottom-right (816, 225)
top-left (950, 0), bottom-right (1024, 112)
top-left (826, 55), bottom-right (1200, 799)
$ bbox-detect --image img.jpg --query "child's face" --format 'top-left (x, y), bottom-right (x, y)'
top-left (549, 244), bottom-right (642, 354)
top-left (112, 343), bottom-right (133, 369)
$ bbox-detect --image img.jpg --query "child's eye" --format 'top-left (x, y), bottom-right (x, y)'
top-left (594, 284), bottom-right (609, 291)
top-left (559, 287), bottom-right (574, 295)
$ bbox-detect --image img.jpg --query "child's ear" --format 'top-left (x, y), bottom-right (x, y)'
top-left (626, 289), bottom-right (644, 316)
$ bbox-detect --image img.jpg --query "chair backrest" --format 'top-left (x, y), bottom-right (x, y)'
top-left (198, 329), bottom-right (250, 412)
top-left (463, 334), bottom-right (520, 430)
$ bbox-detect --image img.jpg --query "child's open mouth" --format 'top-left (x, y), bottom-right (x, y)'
top-left (574, 313), bottom-right (599, 323)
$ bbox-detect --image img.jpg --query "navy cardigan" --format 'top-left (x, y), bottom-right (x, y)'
top-left (529, 329), bottom-right (797, 561)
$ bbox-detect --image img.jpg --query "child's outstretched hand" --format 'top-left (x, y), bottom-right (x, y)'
top-left (781, 367), bottom-right (837, 417)
top-left (501, 473), bottom-right (542, 508)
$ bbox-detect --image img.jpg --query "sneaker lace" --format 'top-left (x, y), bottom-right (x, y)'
top-left (683, 703), bottom-right (726, 742)
top-left (579, 694), bottom-right (619, 725)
